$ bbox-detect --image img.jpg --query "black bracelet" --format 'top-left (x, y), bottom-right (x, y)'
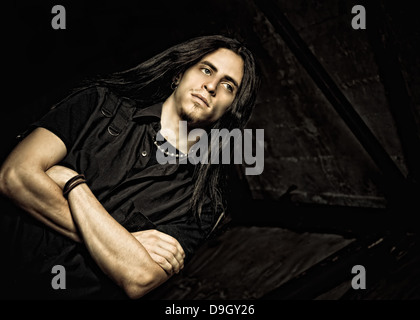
top-left (63, 179), bottom-right (86, 198)
top-left (63, 174), bottom-right (86, 198)
top-left (63, 174), bottom-right (85, 192)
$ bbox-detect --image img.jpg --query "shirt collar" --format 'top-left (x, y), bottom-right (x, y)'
top-left (132, 102), bottom-right (163, 121)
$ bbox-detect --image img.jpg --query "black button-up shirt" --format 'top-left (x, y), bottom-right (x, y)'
top-left (1, 85), bottom-right (219, 299)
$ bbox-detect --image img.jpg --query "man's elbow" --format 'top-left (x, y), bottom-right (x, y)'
top-left (0, 164), bottom-right (19, 198)
top-left (122, 266), bottom-right (166, 300)
top-left (123, 282), bottom-right (149, 300)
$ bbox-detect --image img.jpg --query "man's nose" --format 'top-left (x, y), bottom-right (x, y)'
top-left (204, 80), bottom-right (217, 96)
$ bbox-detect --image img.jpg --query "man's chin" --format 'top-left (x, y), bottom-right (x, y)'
top-left (180, 110), bottom-right (211, 129)
top-left (184, 118), bottom-right (209, 129)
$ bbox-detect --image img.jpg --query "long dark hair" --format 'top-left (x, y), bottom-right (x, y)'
top-left (86, 35), bottom-right (260, 220)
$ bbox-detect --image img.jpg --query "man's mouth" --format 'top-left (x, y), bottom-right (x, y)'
top-left (192, 93), bottom-right (210, 108)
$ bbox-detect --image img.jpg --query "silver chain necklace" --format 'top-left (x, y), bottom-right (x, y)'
top-left (153, 139), bottom-right (193, 158)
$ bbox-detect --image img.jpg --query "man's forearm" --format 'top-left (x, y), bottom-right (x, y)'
top-left (66, 181), bottom-right (169, 299)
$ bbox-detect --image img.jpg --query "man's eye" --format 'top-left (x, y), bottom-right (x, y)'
top-left (224, 83), bottom-right (233, 92)
top-left (201, 68), bottom-right (211, 75)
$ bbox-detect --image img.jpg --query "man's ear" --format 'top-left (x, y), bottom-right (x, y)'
top-left (173, 73), bottom-right (183, 86)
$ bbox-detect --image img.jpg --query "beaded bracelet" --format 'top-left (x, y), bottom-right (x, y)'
top-left (63, 174), bottom-right (86, 198)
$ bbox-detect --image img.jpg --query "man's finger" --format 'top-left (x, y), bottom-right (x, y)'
top-left (150, 253), bottom-right (174, 275)
top-left (153, 230), bottom-right (186, 259)
top-left (151, 246), bottom-right (183, 273)
top-left (154, 241), bottom-right (184, 267)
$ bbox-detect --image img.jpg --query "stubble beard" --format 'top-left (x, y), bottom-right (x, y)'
top-left (179, 102), bottom-right (211, 129)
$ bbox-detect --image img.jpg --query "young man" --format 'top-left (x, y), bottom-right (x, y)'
top-left (0, 35), bottom-right (259, 299)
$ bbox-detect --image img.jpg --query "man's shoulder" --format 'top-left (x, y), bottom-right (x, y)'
top-left (69, 84), bottom-right (110, 101)
top-left (76, 85), bottom-right (138, 108)
top-left (50, 85), bottom-right (109, 110)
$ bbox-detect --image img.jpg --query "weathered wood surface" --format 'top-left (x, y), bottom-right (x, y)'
top-left (145, 225), bottom-right (420, 300)
top-left (145, 226), bottom-right (354, 299)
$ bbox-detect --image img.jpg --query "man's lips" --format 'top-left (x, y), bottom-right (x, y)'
top-left (192, 93), bottom-right (210, 108)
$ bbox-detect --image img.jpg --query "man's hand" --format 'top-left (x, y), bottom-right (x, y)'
top-left (131, 229), bottom-right (185, 276)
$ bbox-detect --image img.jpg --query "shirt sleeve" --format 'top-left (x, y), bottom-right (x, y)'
top-left (21, 86), bottom-right (103, 150)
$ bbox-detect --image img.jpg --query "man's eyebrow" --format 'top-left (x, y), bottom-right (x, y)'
top-left (200, 60), bottom-right (240, 89)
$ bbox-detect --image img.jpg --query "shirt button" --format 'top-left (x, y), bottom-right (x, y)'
top-left (141, 151), bottom-right (148, 157)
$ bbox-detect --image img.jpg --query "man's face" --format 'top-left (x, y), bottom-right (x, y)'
top-left (173, 48), bottom-right (244, 128)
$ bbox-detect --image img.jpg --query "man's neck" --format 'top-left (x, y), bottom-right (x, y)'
top-left (160, 98), bottom-right (197, 154)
